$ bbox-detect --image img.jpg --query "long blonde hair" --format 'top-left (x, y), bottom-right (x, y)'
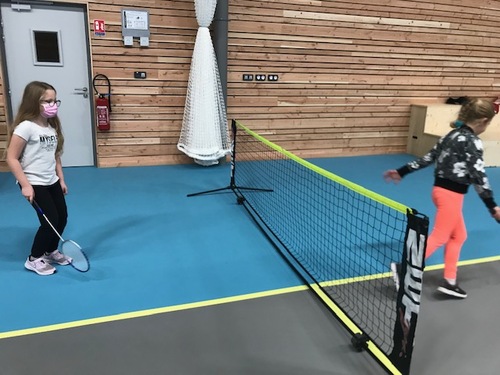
top-left (6, 81), bottom-right (64, 156)
top-left (451, 98), bottom-right (496, 128)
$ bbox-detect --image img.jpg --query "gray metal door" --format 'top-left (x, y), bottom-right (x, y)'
top-left (1, 3), bottom-right (94, 167)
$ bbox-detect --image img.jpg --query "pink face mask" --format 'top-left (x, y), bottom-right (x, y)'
top-left (41, 103), bottom-right (58, 118)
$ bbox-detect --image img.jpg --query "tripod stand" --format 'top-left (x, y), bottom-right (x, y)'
top-left (187, 120), bottom-right (273, 201)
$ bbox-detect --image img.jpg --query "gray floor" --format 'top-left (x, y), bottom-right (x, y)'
top-left (411, 261), bottom-right (500, 375)
top-left (0, 289), bottom-right (386, 375)
top-left (1, 262), bottom-right (498, 375)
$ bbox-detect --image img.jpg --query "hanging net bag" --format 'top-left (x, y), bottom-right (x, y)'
top-left (177, 0), bottom-right (230, 166)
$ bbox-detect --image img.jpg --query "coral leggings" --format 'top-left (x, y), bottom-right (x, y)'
top-left (425, 186), bottom-right (467, 280)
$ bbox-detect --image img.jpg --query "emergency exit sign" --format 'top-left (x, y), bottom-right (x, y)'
top-left (94, 20), bottom-right (106, 36)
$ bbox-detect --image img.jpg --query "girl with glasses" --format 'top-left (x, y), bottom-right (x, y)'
top-left (5, 81), bottom-right (72, 275)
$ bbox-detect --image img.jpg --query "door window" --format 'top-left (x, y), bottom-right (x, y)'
top-left (31, 30), bottom-right (63, 66)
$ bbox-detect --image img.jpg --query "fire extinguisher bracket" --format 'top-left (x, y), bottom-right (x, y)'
top-left (93, 74), bottom-right (111, 131)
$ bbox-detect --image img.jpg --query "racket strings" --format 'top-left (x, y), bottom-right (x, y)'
top-left (62, 240), bottom-right (89, 272)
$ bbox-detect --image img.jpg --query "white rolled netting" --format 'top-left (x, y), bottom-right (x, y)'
top-left (177, 0), bottom-right (229, 166)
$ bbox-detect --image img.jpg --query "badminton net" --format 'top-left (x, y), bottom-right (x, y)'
top-left (231, 120), bottom-right (429, 375)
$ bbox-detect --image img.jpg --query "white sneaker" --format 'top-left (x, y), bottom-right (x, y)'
top-left (25, 257), bottom-right (56, 276)
top-left (44, 250), bottom-right (72, 265)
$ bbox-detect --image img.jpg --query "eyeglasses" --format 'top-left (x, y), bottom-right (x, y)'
top-left (40, 99), bottom-right (61, 107)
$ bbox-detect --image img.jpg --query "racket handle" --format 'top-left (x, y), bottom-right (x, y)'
top-left (30, 200), bottom-right (65, 242)
top-left (32, 200), bottom-right (43, 214)
top-left (489, 208), bottom-right (500, 224)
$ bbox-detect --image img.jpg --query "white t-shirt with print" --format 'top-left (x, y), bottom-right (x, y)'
top-left (14, 120), bottom-right (59, 186)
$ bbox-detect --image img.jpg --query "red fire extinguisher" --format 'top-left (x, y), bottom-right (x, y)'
top-left (93, 74), bottom-right (111, 131)
top-left (494, 97), bottom-right (500, 114)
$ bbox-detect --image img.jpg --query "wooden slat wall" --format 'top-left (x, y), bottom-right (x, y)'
top-left (89, 0), bottom-right (196, 167)
top-left (1, 0), bottom-right (500, 170)
top-left (227, 0), bottom-right (500, 158)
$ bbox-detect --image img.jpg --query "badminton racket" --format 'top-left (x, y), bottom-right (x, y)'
top-left (32, 200), bottom-right (90, 272)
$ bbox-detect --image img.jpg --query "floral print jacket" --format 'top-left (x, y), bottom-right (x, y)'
top-left (397, 125), bottom-right (497, 210)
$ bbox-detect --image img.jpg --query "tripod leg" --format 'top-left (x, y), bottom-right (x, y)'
top-left (187, 186), bottom-right (233, 197)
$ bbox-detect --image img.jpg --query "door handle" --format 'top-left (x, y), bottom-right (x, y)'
top-left (74, 87), bottom-right (89, 98)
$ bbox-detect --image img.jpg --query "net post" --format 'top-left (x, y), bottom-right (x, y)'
top-left (389, 209), bottom-right (429, 375)
top-left (228, 119), bottom-right (237, 189)
top-left (186, 119), bottom-right (272, 198)
top-left (231, 120), bottom-right (273, 195)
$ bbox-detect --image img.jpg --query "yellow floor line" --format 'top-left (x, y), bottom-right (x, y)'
top-left (2, 255), bottom-right (499, 340)
top-left (0, 285), bottom-right (308, 340)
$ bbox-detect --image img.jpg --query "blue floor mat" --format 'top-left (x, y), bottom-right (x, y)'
top-left (1, 155), bottom-right (499, 333)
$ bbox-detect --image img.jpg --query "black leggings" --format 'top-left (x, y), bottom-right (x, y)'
top-left (30, 181), bottom-right (68, 258)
